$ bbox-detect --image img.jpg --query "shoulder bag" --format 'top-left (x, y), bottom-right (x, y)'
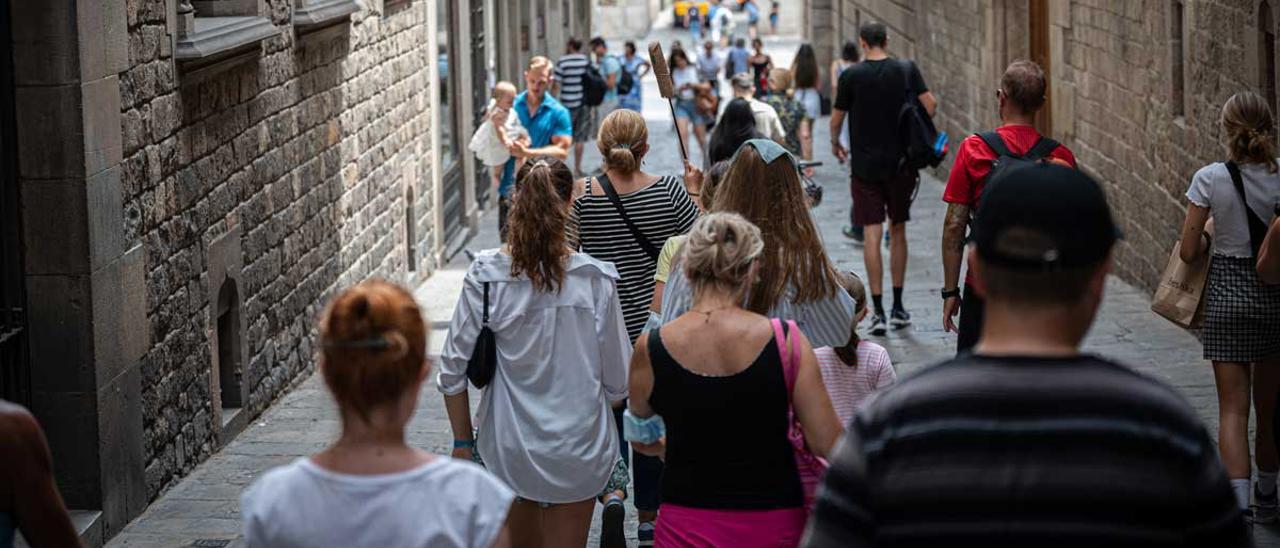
top-left (770, 318), bottom-right (828, 511)
top-left (465, 282), bottom-right (497, 388)
top-left (596, 174), bottom-right (661, 261)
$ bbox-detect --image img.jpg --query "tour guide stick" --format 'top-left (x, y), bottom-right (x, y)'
top-left (648, 42), bottom-right (688, 163)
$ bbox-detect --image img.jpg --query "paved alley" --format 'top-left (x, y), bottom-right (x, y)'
top-left (102, 17), bottom-right (1276, 548)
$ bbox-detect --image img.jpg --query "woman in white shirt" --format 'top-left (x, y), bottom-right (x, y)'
top-left (439, 157), bottom-right (631, 547)
top-left (1178, 91), bottom-right (1280, 518)
top-left (241, 281), bottom-right (514, 548)
top-left (671, 47), bottom-right (712, 165)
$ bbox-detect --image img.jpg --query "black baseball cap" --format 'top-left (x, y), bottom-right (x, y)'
top-left (972, 162), bottom-right (1120, 270)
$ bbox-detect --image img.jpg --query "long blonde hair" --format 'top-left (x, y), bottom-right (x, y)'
top-left (1222, 91), bottom-right (1278, 172)
top-left (712, 146), bottom-right (841, 312)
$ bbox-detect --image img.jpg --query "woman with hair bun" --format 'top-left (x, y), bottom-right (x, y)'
top-left (241, 281), bottom-right (514, 548)
top-left (572, 108), bottom-right (702, 543)
top-left (627, 212), bottom-right (841, 546)
top-left (1179, 90), bottom-right (1280, 520)
top-left (439, 157), bottom-right (631, 547)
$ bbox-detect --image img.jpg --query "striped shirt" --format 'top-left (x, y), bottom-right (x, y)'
top-left (814, 343), bottom-right (895, 428)
top-left (659, 263), bottom-right (856, 348)
top-left (573, 175), bottom-right (699, 342)
top-left (554, 53), bottom-right (591, 109)
top-left (802, 354), bottom-right (1248, 548)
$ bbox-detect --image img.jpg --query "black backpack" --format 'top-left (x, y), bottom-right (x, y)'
top-left (582, 63), bottom-right (607, 107)
top-left (898, 61), bottom-right (948, 171)
top-left (614, 57), bottom-right (635, 96)
top-left (976, 131), bottom-right (1061, 190)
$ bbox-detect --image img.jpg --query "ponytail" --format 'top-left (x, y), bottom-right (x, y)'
top-left (1222, 91), bottom-right (1279, 173)
top-left (509, 157), bottom-right (574, 292)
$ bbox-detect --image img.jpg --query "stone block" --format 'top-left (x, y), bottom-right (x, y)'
top-left (14, 84), bottom-right (85, 179)
top-left (25, 273), bottom-right (95, 394)
top-left (20, 178), bottom-right (90, 275)
top-left (30, 388), bottom-right (101, 509)
top-left (77, 0), bottom-right (131, 80)
top-left (83, 76), bottom-right (125, 177)
top-left (9, 0), bottom-right (80, 86)
top-left (97, 365), bottom-right (147, 535)
top-left (93, 245), bottom-right (149, 389)
top-left (87, 166), bottom-right (128, 272)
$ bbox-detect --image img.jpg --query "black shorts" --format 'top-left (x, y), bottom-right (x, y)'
top-left (851, 170), bottom-right (919, 226)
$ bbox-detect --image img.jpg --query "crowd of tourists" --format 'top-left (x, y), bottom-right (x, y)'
top-left (5, 17), bottom-right (1280, 548)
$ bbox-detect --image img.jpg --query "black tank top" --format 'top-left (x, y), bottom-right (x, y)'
top-left (647, 325), bottom-right (803, 509)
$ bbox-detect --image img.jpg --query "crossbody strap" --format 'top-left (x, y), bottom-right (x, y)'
top-left (596, 174), bottom-right (661, 261)
top-left (481, 282), bottom-right (490, 325)
top-left (1225, 161), bottom-right (1270, 257)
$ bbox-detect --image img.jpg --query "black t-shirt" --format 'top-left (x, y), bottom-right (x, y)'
top-left (803, 353), bottom-right (1248, 548)
top-left (833, 59), bottom-right (928, 179)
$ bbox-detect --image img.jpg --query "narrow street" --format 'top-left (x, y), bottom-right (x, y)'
top-left (103, 15), bottom-right (1274, 548)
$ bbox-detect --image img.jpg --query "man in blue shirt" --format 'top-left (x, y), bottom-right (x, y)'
top-left (725, 37), bottom-right (751, 78)
top-left (592, 37), bottom-right (623, 120)
top-left (496, 56), bottom-right (573, 240)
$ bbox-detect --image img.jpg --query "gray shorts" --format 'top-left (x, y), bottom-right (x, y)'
top-left (569, 105), bottom-right (596, 142)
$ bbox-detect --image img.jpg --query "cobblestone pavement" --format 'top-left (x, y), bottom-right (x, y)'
top-left (104, 20), bottom-right (1280, 548)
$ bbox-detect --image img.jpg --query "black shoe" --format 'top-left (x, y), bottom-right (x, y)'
top-left (890, 308), bottom-right (912, 329)
top-left (600, 498), bottom-right (625, 548)
top-left (843, 225), bottom-right (865, 245)
top-left (869, 313), bottom-right (888, 336)
top-left (1256, 485), bottom-right (1279, 524)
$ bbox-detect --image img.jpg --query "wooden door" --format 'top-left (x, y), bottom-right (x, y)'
top-left (1029, 0), bottom-right (1052, 135)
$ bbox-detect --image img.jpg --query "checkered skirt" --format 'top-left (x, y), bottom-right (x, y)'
top-left (1202, 255), bottom-right (1280, 362)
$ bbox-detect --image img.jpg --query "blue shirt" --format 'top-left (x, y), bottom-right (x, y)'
top-left (500, 91), bottom-right (572, 196)
top-left (727, 47), bottom-right (750, 76)
top-left (601, 54), bottom-right (623, 102)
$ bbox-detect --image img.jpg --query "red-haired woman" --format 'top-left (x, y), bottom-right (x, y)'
top-left (241, 281), bottom-right (514, 547)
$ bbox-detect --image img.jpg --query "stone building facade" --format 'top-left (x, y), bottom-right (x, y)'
top-left (809, 0), bottom-right (1280, 292)
top-left (1, 0), bottom-right (588, 545)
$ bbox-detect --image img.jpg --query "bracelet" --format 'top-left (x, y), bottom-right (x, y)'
top-left (688, 192), bottom-right (701, 197)
top-left (623, 409), bottom-right (666, 444)
top-left (940, 288), bottom-right (961, 300)
top-left (452, 439), bottom-right (475, 449)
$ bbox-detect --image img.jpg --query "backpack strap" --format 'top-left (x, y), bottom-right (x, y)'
top-left (976, 131), bottom-right (1016, 159)
top-left (1025, 136), bottom-right (1061, 162)
top-left (1225, 161), bottom-right (1270, 257)
top-left (596, 173), bottom-right (661, 261)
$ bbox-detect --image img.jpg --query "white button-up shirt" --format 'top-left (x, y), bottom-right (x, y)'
top-left (438, 250), bottom-right (631, 503)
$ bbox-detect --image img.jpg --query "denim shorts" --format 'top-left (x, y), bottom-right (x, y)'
top-left (674, 98), bottom-right (710, 125)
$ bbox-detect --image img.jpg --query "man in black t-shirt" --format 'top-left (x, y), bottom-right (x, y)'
top-left (802, 164), bottom-right (1248, 548)
top-left (830, 22), bottom-right (936, 337)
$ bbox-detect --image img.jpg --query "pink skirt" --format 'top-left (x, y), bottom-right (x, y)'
top-left (654, 504), bottom-right (808, 548)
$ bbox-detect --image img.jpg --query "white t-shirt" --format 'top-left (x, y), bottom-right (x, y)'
top-left (241, 457), bottom-right (513, 548)
top-left (1186, 160), bottom-right (1280, 258)
top-left (673, 66), bottom-right (701, 100)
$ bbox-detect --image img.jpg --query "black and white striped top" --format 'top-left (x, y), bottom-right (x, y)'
top-left (554, 53), bottom-right (591, 109)
top-left (573, 175), bottom-right (699, 342)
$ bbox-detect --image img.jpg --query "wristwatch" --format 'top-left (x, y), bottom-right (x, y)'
top-left (940, 288), bottom-right (961, 300)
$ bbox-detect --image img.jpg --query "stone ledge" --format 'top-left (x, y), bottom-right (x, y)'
top-left (175, 16), bottom-right (277, 61)
top-left (294, 0), bottom-right (363, 30)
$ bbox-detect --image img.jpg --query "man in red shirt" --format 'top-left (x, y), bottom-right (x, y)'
top-left (940, 60), bottom-right (1077, 353)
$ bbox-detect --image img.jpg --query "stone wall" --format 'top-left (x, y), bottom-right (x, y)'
top-left (818, 0), bottom-right (1275, 293)
top-left (122, 0), bottom-right (434, 498)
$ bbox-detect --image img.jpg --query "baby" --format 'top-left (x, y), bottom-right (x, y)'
top-left (468, 82), bottom-right (530, 197)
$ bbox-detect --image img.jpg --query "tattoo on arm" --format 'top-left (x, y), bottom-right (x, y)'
top-left (942, 203), bottom-right (971, 251)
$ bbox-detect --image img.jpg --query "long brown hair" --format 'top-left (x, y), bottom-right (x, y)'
top-left (712, 146), bottom-right (841, 313)
top-left (509, 157), bottom-right (574, 292)
top-left (320, 281), bottom-right (428, 422)
top-left (1222, 91), bottom-right (1279, 172)
top-left (792, 43), bottom-right (819, 89)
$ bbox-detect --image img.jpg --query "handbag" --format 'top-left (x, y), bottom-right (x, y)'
top-left (770, 318), bottom-right (828, 510)
top-left (1151, 241), bottom-right (1210, 329)
top-left (465, 282), bottom-right (497, 388)
top-left (596, 174), bottom-right (661, 261)
top-left (695, 88), bottom-right (718, 117)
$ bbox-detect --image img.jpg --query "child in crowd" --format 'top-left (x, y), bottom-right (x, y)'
top-left (468, 81), bottom-right (529, 201)
top-left (814, 271), bottom-right (896, 427)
